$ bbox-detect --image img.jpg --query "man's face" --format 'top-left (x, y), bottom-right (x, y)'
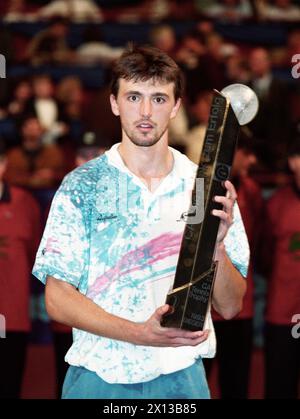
top-left (110, 78), bottom-right (181, 147)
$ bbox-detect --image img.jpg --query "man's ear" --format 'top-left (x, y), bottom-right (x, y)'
top-left (170, 98), bottom-right (181, 120)
top-left (110, 94), bottom-right (120, 116)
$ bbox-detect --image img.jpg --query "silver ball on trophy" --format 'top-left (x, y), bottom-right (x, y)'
top-left (221, 83), bottom-right (259, 126)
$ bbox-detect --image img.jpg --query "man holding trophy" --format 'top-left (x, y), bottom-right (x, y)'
top-left (33, 45), bottom-right (254, 399)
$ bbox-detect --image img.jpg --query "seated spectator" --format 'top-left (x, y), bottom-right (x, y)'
top-left (55, 76), bottom-right (86, 145)
top-left (0, 139), bottom-right (41, 399)
top-left (247, 47), bottom-right (292, 173)
top-left (7, 79), bottom-right (33, 120)
top-left (36, 0), bottom-right (103, 22)
top-left (177, 29), bottom-right (229, 101)
top-left (117, 0), bottom-right (171, 23)
top-left (148, 24), bottom-right (178, 58)
top-left (24, 17), bottom-right (73, 66)
top-left (3, 0), bottom-right (38, 22)
top-left (24, 75), bottom-right (68, 144)
top-left (259, 0), bottom-right (300, 21)
top-left (4, 116), bottom-right (66, 189)
top-left (75, 26), bottom-right (124, 67)
top-left (180, 90), bottom-right (213, 163)
top-left (195, 0), bottom-right (253, 22)
top-left (271, 28), bottom-right (300, 68)
top-left (176, 30), bottom-right (207, 71)
top-left (225, 52), bottom-right (251, 84)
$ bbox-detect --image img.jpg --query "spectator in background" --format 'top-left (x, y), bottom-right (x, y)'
top-left (195, 0), bottom-right (253, 22)
top-left (116, 0), bottom-right (172, 23)
top-left (56, 76), bottom-right (84, 134)
top-left (271, 28), bottom-right (300, 68)
top-left (205, 131), bottom-right (263, 399)
top-left (259, 0), bottom-right (300, 21)
top-left (176, 29), bottom-right (228, 102)
top-left (262, 137), bottom-right (300, 399)
top-left (25, 17), bottom-right (73, 66)
top-left (182, 90), bottom-right (213, 163)
top-left (25, 75), bottom-right (68, 145)
top-left (75, 26), bottom-right (124, 67)
top-left (4, 115), bottom-right (65, 190)
top-left (225, 53), bottom-right (250, 85)
top-left (36, 0), bottom-right (103, 22)
top-left (149, 25), bottom-right (178, 59)
top-left (0, 139), bottom-right (41, 399)
top-left (3, 0), bottom-right (32, 22)
top-left (7, 79), bottom-right (33, 121)
top-left (247, 47), bottom-right (291, 174)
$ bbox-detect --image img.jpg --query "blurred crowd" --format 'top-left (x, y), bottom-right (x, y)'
top-left (0, 0), bottom-right (299, 400)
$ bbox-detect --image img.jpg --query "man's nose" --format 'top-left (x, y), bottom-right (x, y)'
top-left (140, 98), bottom-right (152, 118)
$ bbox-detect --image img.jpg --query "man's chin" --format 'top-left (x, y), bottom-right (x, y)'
top-left (129, 137), bottom-right (160, 147)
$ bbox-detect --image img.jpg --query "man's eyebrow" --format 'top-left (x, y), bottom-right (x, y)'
top-left (152, 92), bottom-right (169, 97)
top-left (124, 91), bottom-right (170, 98)
top-left (125, 90), bottom-right (141, 95)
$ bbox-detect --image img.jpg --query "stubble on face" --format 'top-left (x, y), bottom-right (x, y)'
top-left (122, 123), bottom-right (169, 148)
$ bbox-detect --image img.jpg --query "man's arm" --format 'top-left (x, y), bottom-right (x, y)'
top-left (212, 243), bottom-right (246, 319)
top-left (210, 180), bottom-right (247, 319)
top-left (45, 275), bottom-right (209, 348)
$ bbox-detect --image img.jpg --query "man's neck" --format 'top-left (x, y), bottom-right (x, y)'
top-left (118, 137), bottom-right (174, 191)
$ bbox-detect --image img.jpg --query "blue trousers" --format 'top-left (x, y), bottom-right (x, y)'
top-left (62, 359), bottom-right (210, 399)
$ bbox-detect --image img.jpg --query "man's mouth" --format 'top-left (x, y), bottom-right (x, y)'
top-left (136, 122), bottom-right (154, 132)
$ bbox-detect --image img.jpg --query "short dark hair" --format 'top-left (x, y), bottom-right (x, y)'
top-left (110, 44), bottom-right (184, 101)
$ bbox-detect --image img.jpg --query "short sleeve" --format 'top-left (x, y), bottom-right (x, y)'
top-left (224, 203), bottom-right (250, 278)
top-left (32, 177), bottom-right (89, 288)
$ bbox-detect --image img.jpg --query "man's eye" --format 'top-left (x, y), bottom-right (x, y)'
top-left (154, 97), bottom-right (165, 104)
top-left (128, 95), bottom-right (139, 102)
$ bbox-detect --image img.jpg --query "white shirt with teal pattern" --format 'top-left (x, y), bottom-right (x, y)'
top-left (33, 143), bottom-right (249, 384)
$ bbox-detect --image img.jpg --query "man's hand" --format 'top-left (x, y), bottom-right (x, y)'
top-left (212, 180), bottom-right (237, 243)
top-left (136, 305), bottom-right (210, 347)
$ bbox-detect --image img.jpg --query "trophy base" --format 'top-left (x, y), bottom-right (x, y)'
top-left (161, 263), bottom-right (217, 331)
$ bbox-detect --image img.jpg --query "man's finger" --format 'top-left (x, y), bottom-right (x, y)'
top-left (152, 304), bottom-right (171, 322)
top-left (214, 196), bottom-right (234, 213)
top-left (224, 180), bottom-right (237, 200)
top-left (211, 209), bottom-right (232, 224)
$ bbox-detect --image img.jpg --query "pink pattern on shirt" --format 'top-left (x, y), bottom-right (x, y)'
top-left (87, 232), bottom-right (182, 298)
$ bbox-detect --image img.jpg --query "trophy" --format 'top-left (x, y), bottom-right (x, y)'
top-left (161, 84), bottom-right (259, 331)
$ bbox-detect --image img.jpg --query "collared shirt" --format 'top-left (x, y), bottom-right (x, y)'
top-left (33, 144), bottom-right (249, 384)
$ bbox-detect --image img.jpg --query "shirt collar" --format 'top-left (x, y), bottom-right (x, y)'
top-left (105, 142), bottom-right (196, 184)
